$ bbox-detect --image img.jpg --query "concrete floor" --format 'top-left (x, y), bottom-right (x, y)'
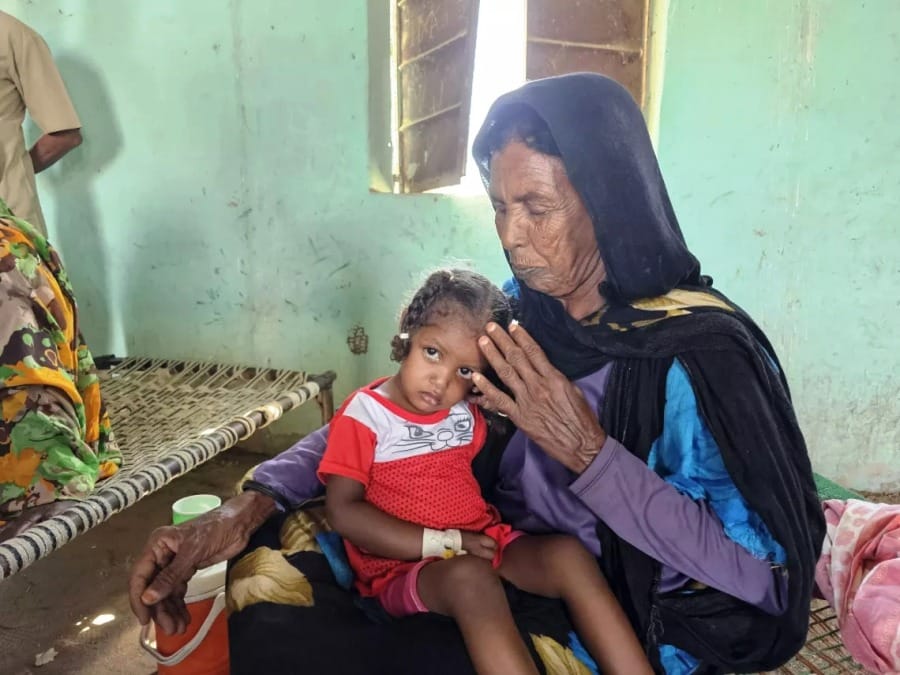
top-left (0, 448), bottom-right (262, 675)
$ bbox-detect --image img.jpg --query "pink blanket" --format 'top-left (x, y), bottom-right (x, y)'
top-left (815, 498), bottom-right (900, 674)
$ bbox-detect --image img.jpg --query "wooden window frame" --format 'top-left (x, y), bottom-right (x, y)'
top-left (389, 0), bottom-right (652, 194)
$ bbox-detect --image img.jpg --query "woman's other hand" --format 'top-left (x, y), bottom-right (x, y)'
top-left (127, 490), bottom-right (276, 635)
top-left (472, 322), bottom-right (607, 474)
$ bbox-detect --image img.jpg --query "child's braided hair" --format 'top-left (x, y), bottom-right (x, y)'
top-left (390, 269), bottom-right (511, 362)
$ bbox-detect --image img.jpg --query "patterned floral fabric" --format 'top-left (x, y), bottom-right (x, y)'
top-left (815, 499), bottom-right (900, 673)
top-left (0, 198), bottom-right (119, 520)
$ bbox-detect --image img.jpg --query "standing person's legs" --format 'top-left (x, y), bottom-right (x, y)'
top-left (499, 534), bottom-right (653, 675)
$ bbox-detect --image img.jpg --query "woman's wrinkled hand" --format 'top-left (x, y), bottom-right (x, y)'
top-left (128, 490), bottom-right (276, 635)
top-left (471, 322), bottom-right (607, 474)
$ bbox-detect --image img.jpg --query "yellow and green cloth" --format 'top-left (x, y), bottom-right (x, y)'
top-left (0, 198), bottom-right (119, 521)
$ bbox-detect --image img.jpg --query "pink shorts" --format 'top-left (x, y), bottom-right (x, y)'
top-left (376, 528), bottom-right (524, 618)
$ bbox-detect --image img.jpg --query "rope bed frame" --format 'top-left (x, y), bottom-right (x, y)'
top-left (771, 600), bottom-right (864, 674)
top-left (0, 357), bottom-right (336, 582)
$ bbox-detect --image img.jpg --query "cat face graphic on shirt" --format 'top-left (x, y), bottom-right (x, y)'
top-left (390, 413), bottom-right (475, 454)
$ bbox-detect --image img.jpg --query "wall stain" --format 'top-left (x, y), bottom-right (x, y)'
top-left (709, 190), bottom-right (734, 206)
top-left (347, 325), bottom-right (369, 355)
top-left (328, 262), bottom-right (351, 278)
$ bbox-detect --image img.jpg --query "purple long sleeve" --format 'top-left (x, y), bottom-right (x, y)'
top-left (570, 438), bottom-right (785, 612)
top-left (494, 364), bottom-right (786, 616)
top-left (250, 424), bottom-right (330, 508)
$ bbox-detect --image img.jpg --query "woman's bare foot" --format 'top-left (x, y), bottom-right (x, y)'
top-left (0, 501), bottom-right (73, 543)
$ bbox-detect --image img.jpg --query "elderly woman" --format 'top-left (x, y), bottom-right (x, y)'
top-left (129, 74), bottom-right (824, 674)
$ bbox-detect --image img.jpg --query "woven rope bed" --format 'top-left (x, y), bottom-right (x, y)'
top-left (0, 357), bottom-right (335, 582)
top-left (770, 600), bottom-right (863, 674)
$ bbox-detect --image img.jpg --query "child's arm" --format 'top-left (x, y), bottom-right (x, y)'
top-left (325, 475), bottom-right (429, 560)
top-left (325, 475), bottom-right (496, 561)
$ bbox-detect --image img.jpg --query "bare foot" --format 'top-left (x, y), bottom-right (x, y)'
top-left (0, 501), bottom-right (74, 544)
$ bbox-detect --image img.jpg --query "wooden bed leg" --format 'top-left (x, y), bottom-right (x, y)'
top-left (317, 387), bottom-right (335, 424)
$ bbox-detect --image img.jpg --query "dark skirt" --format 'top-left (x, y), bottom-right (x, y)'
top-left (227, 509), bottom-right (591, 675)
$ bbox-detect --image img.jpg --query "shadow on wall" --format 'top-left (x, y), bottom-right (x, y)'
top-left (37, 53), bottom-right (122, 355)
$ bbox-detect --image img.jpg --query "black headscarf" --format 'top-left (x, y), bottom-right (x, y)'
top-left (475, 72), bottom-right (699, 302)
top-left (473, 73), bottom-right (710, 379)
top-left (473, 74), bottom-right (825, 673)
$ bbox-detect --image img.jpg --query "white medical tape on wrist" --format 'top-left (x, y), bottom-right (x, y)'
top-left (421, 527), bottom-right (463, 559)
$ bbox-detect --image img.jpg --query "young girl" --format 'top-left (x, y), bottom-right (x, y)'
top-left (318, 269), bottom-right (651, 675)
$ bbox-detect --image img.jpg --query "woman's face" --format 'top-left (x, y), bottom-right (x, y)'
top-left (488, 141), bottom-right (605, 315)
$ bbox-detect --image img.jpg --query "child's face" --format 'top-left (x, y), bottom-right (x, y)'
top-left (395, 317), bottom-right (487, 415)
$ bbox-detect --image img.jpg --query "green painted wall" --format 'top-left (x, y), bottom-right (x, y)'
top-left (10, 0), bottom-right (500, 409)
top-left (658, 0), bottom-right (899, 490)
top-left (7, 1), bottom-right (897, 489)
